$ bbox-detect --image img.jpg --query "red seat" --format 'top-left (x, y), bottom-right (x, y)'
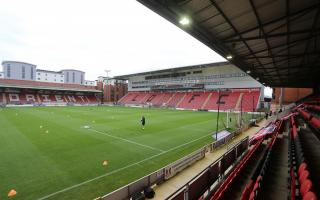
top-left (300, 179), bottom-right (313, 197)
top-left (299, 170), bottom-right (310, 184)
top-left (257, 176), bottom-right (262, 182)
top-left (299, 163), bottom-right (308, 176)
top-left (303, 192), bottom-right (318, 200)
top-left (249, 192), bottom-right (254, 200)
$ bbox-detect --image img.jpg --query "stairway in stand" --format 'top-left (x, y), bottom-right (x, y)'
top-left (234, 93), bottom-right (244, 111)
top-left (164, 93), bottom-right (175, 106)
top-left (201, 92), bottom-right (212, 109)
top-left (176, 93), bottom-right (187, 108)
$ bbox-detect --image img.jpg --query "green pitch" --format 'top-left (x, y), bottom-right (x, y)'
top-left (0, 106), bottom-right (230, 200)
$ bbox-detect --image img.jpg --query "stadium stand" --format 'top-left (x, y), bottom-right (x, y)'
top-left (1, 92), bottom-right (99, 105)
top-left (207, 96), bottom-right (320, 200)
top-left (119, 89), bottom-right (260, 112)
top-left (205, 98), bottom-right (320, 200)
top-left (167, 92), bottom-right (185, 108)
top-left (146, 94), bottom-right (318, 200)
top-left (177, 92), bottom-right (209, 109)
top-left (0, 78), bottom-right (97, 91)
top-left (0, 79), bottom-right (101, 106)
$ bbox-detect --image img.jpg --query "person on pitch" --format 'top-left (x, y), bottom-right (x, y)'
top-left (141, 115), bottom-right (146, 130)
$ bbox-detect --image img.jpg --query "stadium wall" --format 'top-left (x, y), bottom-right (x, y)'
top-left (96, 78), bottom-right (127, 103)
top-left (273, 87), bottom-right (313, 104)
top-left (126, 63), bottom-right (262, 92)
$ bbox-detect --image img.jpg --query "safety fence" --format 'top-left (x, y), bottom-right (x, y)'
top-left (101, 134), bottom-right (249, 200)
top-left (166, 137), bottom-right (249, 200)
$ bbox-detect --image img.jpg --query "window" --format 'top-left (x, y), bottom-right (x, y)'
top-left (61, 80), bottom-right (63, 82)
top-left (7, 64), bottom-right (11, 77)
top-left (81, 74), bottom-right (83, 84)
top-left (193, 70), bottom-right (202, 74)
top-left (45, 73), bottom-right (47, 76)
top-left (66, 72), bottom-right (69, 82)
top-left (45, 78), bottom-right (47, 81)
top-left (38, 73), bottom-right (40, 75)
top-left (31, 67), bottom-right (34, 79)
top-left (54, 79), bottom-right (56, 82)
top-left (72, 72), bottom-right (75, 83)
top-left (38, 78), bottom-right (40, 80)
top-left (22, 66), bottom-right (25, 79)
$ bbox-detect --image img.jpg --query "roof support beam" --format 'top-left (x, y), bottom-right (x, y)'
top-left (208, 0), bottom-right (268, 82)
top-left (240, 34), bottom-right (318, 58)
top-left (287, 0), bottom-right (291, 79)
top-left (248, 0), bottom-right (281, 81)
top-left (223, 4), bottom-right (319, 40)
top-left (299, 8), bottom-right (320, 70)
top-left (224, 29), bottom-right (320, 43)
top-left (246, 51), bottom-right (320, 59)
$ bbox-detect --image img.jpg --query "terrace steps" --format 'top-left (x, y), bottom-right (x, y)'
top-left (257, 136), bottom-right (289, 200)
top-left (165, 93), bottom-right (175, 105)
top-left (235, 93), bottom-right (244, 110)
top-left (176, 93), bottom-right (187, 108)
top-left (201, 92), bottom-right (212, 109)
top-left (222, 143), bottom-right (267, 200)
top-left (2, 93), bottom-right (6, 103)
top-left (140, 93), bottom-right (150, 104)
top-left (117, 93), bottom-right (128, 103)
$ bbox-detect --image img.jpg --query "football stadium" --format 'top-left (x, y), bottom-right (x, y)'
top-left (1, 0), bottom-right (320, 200)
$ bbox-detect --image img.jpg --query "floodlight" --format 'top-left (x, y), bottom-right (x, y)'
top-left (179, 17), bottom-right (190, 25)
top-left (226, 55), bottom-right (233, 60)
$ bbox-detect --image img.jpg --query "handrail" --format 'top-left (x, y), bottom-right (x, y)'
top-left (167, 136), bottom-right (249, 200)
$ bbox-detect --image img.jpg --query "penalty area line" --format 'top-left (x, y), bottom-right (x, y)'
top-left (37, 131), bottom-right (214, 200)
top-left (89, 128), bottom-right (165, 153)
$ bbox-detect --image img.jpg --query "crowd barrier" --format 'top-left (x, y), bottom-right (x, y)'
top-left (101, 134), bottom-right (249, 200)
top-left (167, 137), bottom-right (249, 200)
top-left (164, 148), bottom-right (205, 180)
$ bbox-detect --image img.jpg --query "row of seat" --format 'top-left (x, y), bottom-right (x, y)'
top-left (245, 120), bottom-right (283, 200)
top-left (206, 96), bottom-right (319, 200)
top-left (119, 90), bottom-right (260, 112)
top-left (305, 105), bottom-right (320, 112)
top-left (0, 93), bottom-right (99, 105)
top-left (209, 139), bottom-right (264, 200)
top-left (295, 107), bottom-right (320, 129)
top-left (289, 115), bottom-right (317, 200)
top-left (208, 120), bottom-right (283, 200)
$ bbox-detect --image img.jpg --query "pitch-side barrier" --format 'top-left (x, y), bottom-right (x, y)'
top-left (101, 131), bottom-right (250, 200)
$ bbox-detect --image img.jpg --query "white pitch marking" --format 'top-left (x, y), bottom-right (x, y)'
top-left (89, 129), bottom-right (165, 153)
top-left (37, 130), bottom-right (216, 200)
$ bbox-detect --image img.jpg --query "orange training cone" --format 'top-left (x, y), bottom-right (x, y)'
top-left (8, 189), bottom-right (17, 197)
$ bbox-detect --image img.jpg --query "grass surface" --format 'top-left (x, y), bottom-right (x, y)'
top-left (0, 106), bottom-right (231, 200)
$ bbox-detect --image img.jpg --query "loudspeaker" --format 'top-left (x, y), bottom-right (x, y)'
top-left (144, 187), bottom-right (155, 198)
top-left (131, 192), bottom-right (145, 200)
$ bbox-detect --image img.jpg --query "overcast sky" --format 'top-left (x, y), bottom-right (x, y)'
top-left (0, 0), bottom-right (226, 80)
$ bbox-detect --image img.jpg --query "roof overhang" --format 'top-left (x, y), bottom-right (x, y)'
top-left (115, 61), bottom-right (229, 79)
top-left (0, 84), bottom-right (102, 93)
top-left (137, 0), bottom-right (320, 88)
